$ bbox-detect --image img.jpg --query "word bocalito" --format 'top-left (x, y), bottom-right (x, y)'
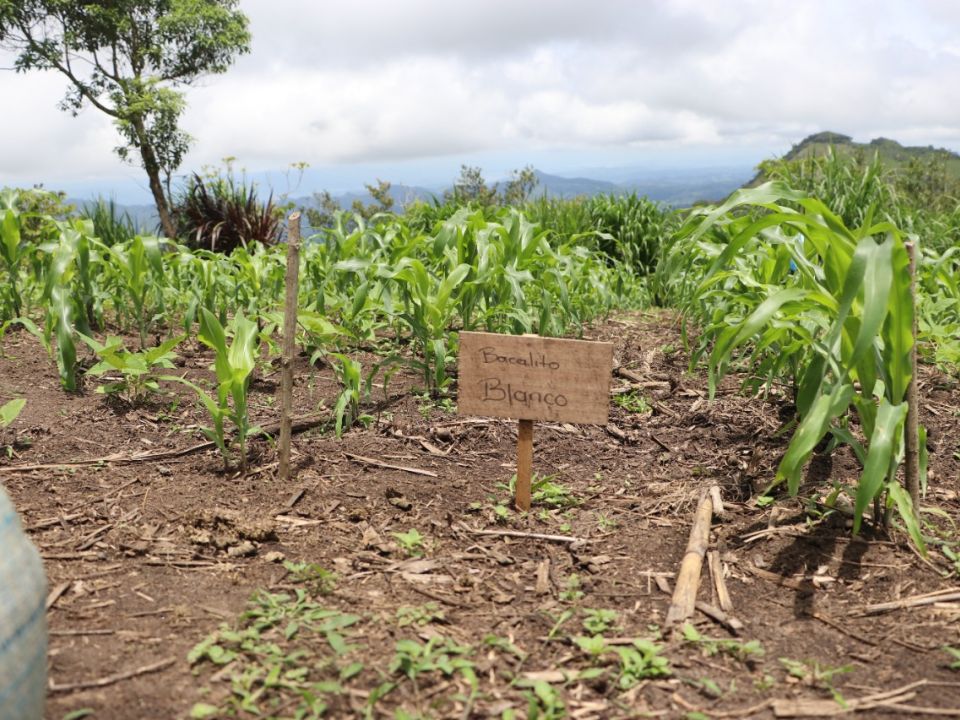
top-left (479, 346), bottom-right (561, 371)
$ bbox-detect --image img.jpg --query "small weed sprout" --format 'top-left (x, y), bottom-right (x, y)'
top-left (779, 657), bottom-right (853, 706)
top-left (392, 528), bottom-right (425, 557)
top-left (560, 574), bottom-right (584, 603)
top-left (80, 333), bottom-right (183, 404)
top-left (396, 603), bottom-right (445, 627)
top-left (499, 473), bottom-right (579, 509)
top-left (614, 390), bottom-right (652, 414)
top-left (520, 680), bottom-right (566, 720)
top-left (582, 608), bottom-right (618, 635)
top-left (682, 623), bottom-right (765, 664)
top-left (283, 561), bottom-right (337, 595)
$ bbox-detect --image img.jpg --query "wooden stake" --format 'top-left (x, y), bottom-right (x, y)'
top-left (904, 240), bottom-right (921, 513)
top-left (278, 212), bottom-right (301, 483)
top-left (707, 549), bottom-right (733, 612)
top-left (665, 489), bottom-right (715, 625)
top-left (516, 419), bottom-right (533, 511)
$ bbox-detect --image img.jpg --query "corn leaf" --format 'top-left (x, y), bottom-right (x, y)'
top-left (853, 399), bottom-right (908, 534)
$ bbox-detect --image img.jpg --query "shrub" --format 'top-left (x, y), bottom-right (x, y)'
top-left (176, 172), bottom-right (279, 253)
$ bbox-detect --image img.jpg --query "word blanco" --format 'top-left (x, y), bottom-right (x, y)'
top-left (479, 378), bottom-right (568, 408)
top-left (480, 347), bottom-right (560, 370)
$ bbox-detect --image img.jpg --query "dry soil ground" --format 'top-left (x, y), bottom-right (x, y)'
top-left (1, 311), bottom-right (958, 719)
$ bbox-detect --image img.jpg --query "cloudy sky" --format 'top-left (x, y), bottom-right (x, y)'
top-left (2, 0), bottom-right (959, 200)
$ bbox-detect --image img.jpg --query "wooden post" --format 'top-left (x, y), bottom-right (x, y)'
top-left (278, 212), bottom-right (301, 483)
top-left (904, 240), bottom-right (920, 512)
top-left (516, 419), bottom-right (533, 511)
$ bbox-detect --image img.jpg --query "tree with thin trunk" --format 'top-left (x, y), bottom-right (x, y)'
top-left (0, 1), bottom-right (251, 239)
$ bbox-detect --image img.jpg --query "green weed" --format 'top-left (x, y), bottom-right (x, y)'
top-left (392, 529), bottom-right (425, 557)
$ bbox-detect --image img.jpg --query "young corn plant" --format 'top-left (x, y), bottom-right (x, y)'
top-left (98, 235), bottom-right (165, 348)
top-left (171, 309), bottom-right (260, 472)
top-left (0, 398), bottom-right (25, 428)
top-left (330, 353), bottom-right (364, 438)
top-left (384, 258), bottom-right (472, 393)
top-left (0, 398), bottom-right (26, 457)
top-left (678, 182), bottom-right (927, 548)
top-left (0, 194), bottom-right (29, 321)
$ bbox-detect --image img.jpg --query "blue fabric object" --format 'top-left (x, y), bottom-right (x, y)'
top-left (0, 485), bottom-right (47, 720)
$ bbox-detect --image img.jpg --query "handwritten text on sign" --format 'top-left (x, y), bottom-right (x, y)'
top-left (457, 332), bottom-right (614, 424)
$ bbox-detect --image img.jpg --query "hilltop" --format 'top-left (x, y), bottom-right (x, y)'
top-left (749, 131), bottom-right (960, 185)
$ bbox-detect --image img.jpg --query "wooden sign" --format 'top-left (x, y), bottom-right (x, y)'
top-left (458, 332), bottom-right (613, 511)
top-left (458, 332), bottom-right (613, 424)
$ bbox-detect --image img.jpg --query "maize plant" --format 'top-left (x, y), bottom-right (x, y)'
top-left (677, 182), bottom-right (926, 548)
top-left (37, 220), bottom-right (101, 390)
top-left (0, 194), bottom-right (28, 322)
top-left (98, 236), bottom-right (166, 348)
top-left (171, 309), bottom-right (260, 472)
top-left (330, 353), bottom-right (364, 438)
top-left (7, 203), bottom-right (645, 437)
top-left (0, 398), bottom-right (25, 428)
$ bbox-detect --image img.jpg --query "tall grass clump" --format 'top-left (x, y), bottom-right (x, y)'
top-left (757, 149), bottom-right (898, 229)
top-left (585, 193), bottom-right (674, 274)
top-left (81, 198), bottom-right (139, 246)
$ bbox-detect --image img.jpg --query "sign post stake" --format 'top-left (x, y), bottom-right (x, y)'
top-left (457, 331), bottom-right (613, 514)
top-left (516, 419), bottom-right (534, 511)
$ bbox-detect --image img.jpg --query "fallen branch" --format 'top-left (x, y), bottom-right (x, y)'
top-left (861, 587), bottom-right (960, 615)
top-left (460, 525), bottom-right (589, 545)
top-left (45, 582), bottom-right (71, 611)
top-left (809, 611), bottom-right (877, 646)
top-left (49, 657), bottom-right (175, 693)
top-left (405, 581), bottom-right (472, 608)
top-left (26, 512), bottom-right (85, 531)
top-left (743, 563), bottom-right (808, 591)
top-left (672, 693), bottom-right (773, 718)
top-left (772, 680), bottom-right (927, 717)
top-left (344, 453), bottom-right (438, 478)
top-left (0, 442), bottom-right (213, 473)
top-left (879, 704), bottom-right (960, 717)
top-left (695, 600), bottom-right (744, 634)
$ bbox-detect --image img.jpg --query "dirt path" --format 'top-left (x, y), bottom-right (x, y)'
top-left (1, 311), bottom-right (958, 719)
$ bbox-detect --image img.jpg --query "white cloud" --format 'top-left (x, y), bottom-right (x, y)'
top-left (1, 0), bottom-right (958, 193)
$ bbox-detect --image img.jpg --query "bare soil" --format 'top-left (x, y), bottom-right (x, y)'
top-left (1, 311), bottom-right (958, 720)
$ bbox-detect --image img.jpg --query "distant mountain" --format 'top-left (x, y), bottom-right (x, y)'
top-left (528, 170), bottom-right (621, 198)
top-left (748, 131), bottom-right (960, 186)
top-left (64, 164), bottom-right (756, 231)
top-left (294, 167), bottom-right (754, 211)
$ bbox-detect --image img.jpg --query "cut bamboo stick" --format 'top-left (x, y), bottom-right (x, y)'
top-left (709, 485), bottom-right (726, 519)
top-left (708, 549), bottom-right (733, 612)
top-left (665, 488), bottom-right (715, 625)
top-left (278, 212), bottom-right (301, 483)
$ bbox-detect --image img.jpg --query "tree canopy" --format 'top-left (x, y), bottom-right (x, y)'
top-left (0, 0), bottom-right (251, 237)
